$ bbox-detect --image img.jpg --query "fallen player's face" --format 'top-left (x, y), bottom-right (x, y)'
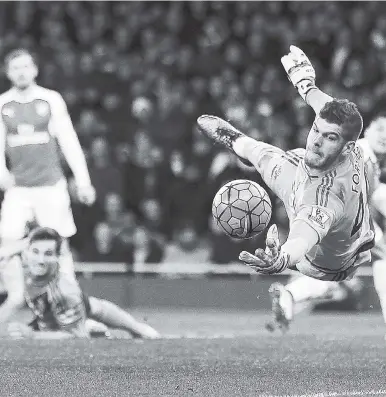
top-left (26, 240), bottom-right (59, 277)
top-left (305, 117), bottom-right (346, 170)
top-left (6, 54), bottom-right (37, 89)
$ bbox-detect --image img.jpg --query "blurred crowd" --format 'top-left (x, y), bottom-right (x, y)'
top-left (0, 1), bottom-right (385, 264)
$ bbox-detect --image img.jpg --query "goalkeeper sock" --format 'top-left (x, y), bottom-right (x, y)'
top-left (89, 297), bottom-right (160, 338)
top-left (285, 276), bottom-right (343, 304)
top-left (373, 260), bottom-right (386, 324)
top-left (232, 136), bottom-right (256, 159)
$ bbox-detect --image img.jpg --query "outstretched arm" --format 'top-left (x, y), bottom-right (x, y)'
top-left (240, 191), bottom-right (340, 275)
top-left (240, 222), bottom-right (319, 274)
top-left (280, 221), bottom-right (319, 266)
top-left (50, 91), bottom-right (95, 206)
top-left (281, 45), bottom-right (333, 114)
top-left (305, 89), bottom-right (333, 115)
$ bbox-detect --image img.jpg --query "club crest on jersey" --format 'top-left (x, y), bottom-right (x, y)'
top-left (308, 206), bottom-right (330, 229)
top-left (36, 102), bottom-right (49, 117)
top-left (2, 106), bottom-right (15, 118)
top-left (17, 124), bottom-right (35, 135)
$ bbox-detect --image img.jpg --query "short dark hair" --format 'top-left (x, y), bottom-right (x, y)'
top-left (28, 227), bottom-right (63, 255)
top-left (4, 48), bottom-right (37, 68)
top-left (319, 99), bottom-right (363, 142)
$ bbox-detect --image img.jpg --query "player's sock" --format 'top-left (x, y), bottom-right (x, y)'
top-left (373, 260), bottom-right (386, 324)
top-left (232, 136), bottom-right (258, 161)
top-left (89, 297), bottom-right (160, 339)
top-left (232, 135), bottom-right (256, 159)
top-left (285, 276), bottom-right (342, 305)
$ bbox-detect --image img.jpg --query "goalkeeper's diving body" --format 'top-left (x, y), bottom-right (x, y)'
top-left (197, 46), bottom-right (375, 331)
top-left (1, 227), bottom-right (160, 340)
top-left (269, 116), bottom-right (386, 334)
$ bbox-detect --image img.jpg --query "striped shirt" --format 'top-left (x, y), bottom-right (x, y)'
top-left (23, 262), bottom-right (86, 331)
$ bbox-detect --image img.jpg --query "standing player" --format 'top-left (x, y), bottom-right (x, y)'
top-left (198, 46), bottom-right (375, 323)
top-left (265, 115), bottom-right (386, 333)
top-left (0, 49), bottom-right (95, 322)
top-left (3, 227), bottom-right (160, 340)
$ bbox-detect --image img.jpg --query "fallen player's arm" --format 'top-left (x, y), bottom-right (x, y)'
top-left (67, 319), bottom-right (90, 338)
top-left (280, 220), bottom-right (320, 267)
top-left (32, 321), bottom-right (89, 340)
top-left (50, 92), bottom-right (92, 188)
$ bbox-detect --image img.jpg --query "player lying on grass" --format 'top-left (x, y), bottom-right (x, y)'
top-left (0, 227), bottom-right (160, 340)
top-left (198, 45), bottom-right (375, 328)
top-left (0, 48), bottom-right (96, 324)
top-left (265, 115), bottom-right (386, 333)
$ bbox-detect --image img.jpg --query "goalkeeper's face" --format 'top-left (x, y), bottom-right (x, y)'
top-left (24, 240), bottom-right (60, 278)
top-left (305, 117), bottom-right (348, 170)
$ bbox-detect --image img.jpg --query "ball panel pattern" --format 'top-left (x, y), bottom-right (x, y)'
top-left (212, 179), bottom-right (272, 239)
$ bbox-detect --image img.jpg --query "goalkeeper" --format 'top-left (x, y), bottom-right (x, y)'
top-left (265, 115), bottom-right (386, 333)
top-left (198, 45), bottom-right (375, 329)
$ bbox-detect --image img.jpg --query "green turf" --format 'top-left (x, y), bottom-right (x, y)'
top-left (0, 309), bottom-right (386, 397)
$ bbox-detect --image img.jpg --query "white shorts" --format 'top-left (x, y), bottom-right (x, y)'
top-left (0, 179), bottom-right (77, 240)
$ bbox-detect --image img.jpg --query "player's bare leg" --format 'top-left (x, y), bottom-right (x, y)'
top-left (88, 297), bottom-right (160, 339)
top-left (0, 253), bottom-right (25, 323)
top-left (59, 239), bottom-right (76, 280)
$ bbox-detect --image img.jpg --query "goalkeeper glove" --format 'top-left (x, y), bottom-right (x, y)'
top-left (281, 45), bottom-right (316, 101)
top-left (239, 224), bottom-right (290, 275)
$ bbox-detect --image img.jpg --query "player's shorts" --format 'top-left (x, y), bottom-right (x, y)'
top-left (293, 240), bottom-right (373, 281)
top-left (0, 178), bottom-right (76, 240)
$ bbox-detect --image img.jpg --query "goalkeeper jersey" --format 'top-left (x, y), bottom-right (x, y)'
top-left (282, 146), bottom-right (374, 275)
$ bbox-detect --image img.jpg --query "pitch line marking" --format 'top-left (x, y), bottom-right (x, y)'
top-left (260, 390), bottom-right (386, 397)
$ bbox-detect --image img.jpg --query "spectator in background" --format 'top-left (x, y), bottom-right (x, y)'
top-left (163, 224), bottom-right (210, 265)
top-left (83, 193), bottom-right (136, 262)
top-left (164, 160), bottom-right (211, 238)
top-left (123, 129), bottom-right (164, 214)
top-left (86, 221), bottom-right (134, 263)
top-left (139, 198), bottom-right (165, 236)
top-left (88, 136), bottom-right (124, 209)
top-left (3, 2), bottom-right (386, 262)
top-left (133, 226), bottom-right (164, 265)
top-left (75, 109), bottom-right (107, 147)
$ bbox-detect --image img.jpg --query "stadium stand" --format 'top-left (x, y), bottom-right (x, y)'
top-left (0, 2), bottom-right (385, 267)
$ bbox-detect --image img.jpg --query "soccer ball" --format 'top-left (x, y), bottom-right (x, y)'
top-left (212, 179), bottom-right (272, 239)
